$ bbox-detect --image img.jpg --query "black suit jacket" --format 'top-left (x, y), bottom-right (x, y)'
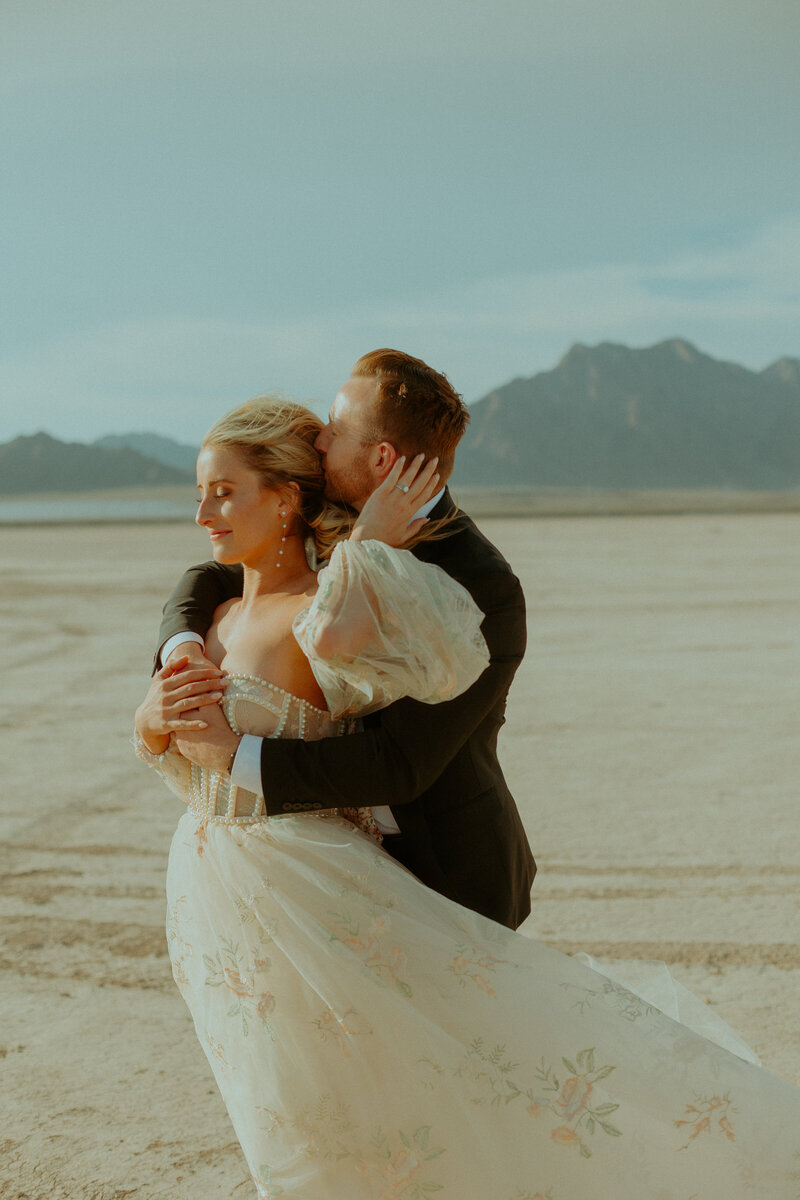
top-left (157, 491), bottom-right (536, 928)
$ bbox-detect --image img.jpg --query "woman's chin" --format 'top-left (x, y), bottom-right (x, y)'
top-left (209, 539), bottom-right (239, 563)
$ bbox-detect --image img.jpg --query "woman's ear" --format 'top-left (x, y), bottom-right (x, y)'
top-left (280, 481), bottom-right (302, 512)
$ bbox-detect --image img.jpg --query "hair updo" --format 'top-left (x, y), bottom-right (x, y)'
top-left (202, 396), bottom-right (353, 560)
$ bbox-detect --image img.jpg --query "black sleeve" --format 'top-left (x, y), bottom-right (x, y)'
top-left (260, 568), bottom-right (525, 814)
top-left (155, 560), bottom-right (244, 667)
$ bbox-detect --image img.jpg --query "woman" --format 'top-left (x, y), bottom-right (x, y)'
top-left (135, 398), bottom-right (800, 1199)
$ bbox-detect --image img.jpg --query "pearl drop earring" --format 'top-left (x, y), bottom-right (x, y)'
top-left (277, 508), bottom-right (288, 568)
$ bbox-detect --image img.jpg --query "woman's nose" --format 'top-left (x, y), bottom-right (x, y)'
top-left (195, 497), bottom-right (212, 526)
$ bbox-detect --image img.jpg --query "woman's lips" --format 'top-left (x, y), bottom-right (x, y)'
top-left (209, 530), bottom-right (231, 539)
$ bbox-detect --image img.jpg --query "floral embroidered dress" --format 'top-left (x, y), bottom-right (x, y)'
top-left (135, 541), bottom-right (800, 1200)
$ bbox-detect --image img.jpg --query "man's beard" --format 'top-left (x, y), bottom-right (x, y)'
top-left (322, 449), bottom-right (374, 511)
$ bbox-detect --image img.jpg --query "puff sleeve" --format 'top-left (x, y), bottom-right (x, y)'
top-left (292, 539), bottom-right (490, 719)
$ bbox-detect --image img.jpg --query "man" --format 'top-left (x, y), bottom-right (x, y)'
top-left (157, 349), bottom-right (535, 928)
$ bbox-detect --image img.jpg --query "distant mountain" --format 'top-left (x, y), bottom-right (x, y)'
top-left (7, 340), bottom-right (800, 495)
top-left (452, 339), bottom-right (800, 489)
top-left (760, 357), bottom-right (800, 389)
top-left (94, 432), bottom-right (199, 471)
top-left (0, 432), bottom-right (194, 494)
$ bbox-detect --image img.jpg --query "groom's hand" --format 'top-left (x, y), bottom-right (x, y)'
top-left (174, 701), bottom-right (242, 774)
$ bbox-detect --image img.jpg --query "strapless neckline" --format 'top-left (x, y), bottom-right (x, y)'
top-left (223, 672), bottom-right (331, 717)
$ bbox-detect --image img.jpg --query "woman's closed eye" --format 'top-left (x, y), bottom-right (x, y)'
top-left (196, 490), bottom-right (231, 504)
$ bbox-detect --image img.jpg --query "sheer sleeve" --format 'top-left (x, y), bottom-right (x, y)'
top-left (132, 732), bottom-right (192, 802)
top-left (292, 539), bottom-right (490, 719)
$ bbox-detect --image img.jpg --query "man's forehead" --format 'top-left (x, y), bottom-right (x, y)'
top-left (330, 375), bottom-right (379, 416)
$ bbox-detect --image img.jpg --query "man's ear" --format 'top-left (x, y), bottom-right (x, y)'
top-left (373, 441), bottom-right (401, 481)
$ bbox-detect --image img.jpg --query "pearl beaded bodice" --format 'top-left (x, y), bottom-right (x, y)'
top-left (136, 540), bottom-right (491, 831)
top-left (191, 674), bottom-right (346, 822)
top-left (135, 674), bottom-right (348, 824)
top-left (222, 672), bottom-right (343, 743)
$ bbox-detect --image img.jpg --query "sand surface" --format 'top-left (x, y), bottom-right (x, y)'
top-left (1, 514), bottom-right (798, 1198)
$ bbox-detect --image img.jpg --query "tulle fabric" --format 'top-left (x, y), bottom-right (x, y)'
top-left (292, 539), bottom-right (490, 717)
top-left (164, 781), bottom-right (800, 1199)
top-left (136, 546), bottom-right (800, 1198)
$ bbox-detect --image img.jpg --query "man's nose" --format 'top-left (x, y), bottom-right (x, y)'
top-left (314, 427), bottom-right (329, 453)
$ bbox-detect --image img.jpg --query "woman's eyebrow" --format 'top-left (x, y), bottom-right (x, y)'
top-left (197, 478), bottom-right (235, 487)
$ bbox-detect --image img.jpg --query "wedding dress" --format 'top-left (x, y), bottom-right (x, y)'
top-left (136, 541), bottom-right (800, 1199)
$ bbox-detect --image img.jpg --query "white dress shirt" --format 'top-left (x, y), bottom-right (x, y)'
top-left (158, 487), bottom-right (446, 835)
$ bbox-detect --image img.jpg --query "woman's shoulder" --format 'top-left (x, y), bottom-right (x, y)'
top-left (212, 596), bottom-right (241, 625)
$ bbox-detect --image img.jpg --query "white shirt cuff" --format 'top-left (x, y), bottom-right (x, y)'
top-left (230, 734), bottom-right (264, 798)
top-left (159, 631), bottom-right (205, 667)
top-left (229, 731), bottom-right (397, 828)
top-left (371, 805), bottom-right (401, 835)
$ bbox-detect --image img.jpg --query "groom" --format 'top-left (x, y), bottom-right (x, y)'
top-left (157, 349), bottom-right (536, 929)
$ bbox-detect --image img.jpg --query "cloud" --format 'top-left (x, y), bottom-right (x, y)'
top-left (3, 216), bottom-right (799, 443)
top-left (370, 215), bottom-right (800, 386)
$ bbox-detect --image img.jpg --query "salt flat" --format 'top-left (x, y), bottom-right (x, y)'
top-left (1, 513), bottom-right (798, 1198)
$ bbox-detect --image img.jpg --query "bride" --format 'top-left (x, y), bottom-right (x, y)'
top-left (134, 397), bottom-right (800, 1199)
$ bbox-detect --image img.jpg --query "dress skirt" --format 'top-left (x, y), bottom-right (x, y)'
top-left (165, 809), bottom-right (800, 1200)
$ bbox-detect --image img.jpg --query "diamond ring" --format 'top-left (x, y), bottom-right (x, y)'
top-left (395, 484), bottom-right (410, 493)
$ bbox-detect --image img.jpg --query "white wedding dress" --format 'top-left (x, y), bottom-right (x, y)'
top-left (136, 541), bottom-right (800, 1199)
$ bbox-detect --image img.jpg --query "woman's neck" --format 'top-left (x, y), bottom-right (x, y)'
top-left (239, 534), bottom-right (316, 606)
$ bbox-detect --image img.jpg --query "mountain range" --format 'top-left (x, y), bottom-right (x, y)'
top-left (0, 432), bottom-right (193, 494)
top-left (94, 431), bottom-right (200, 471)
top-left (3, 339), bottom-right (800, 494)
top-left (451, 338), bottom-right (800, 489)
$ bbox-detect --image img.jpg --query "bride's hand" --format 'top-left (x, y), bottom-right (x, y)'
top-left (134, 655), bottom-right (228, 755)
top-left (350, 454), bottom-right (440, 545)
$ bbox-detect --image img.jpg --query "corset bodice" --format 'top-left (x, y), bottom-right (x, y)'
top-left (185, 674), bottom-right (347, 823)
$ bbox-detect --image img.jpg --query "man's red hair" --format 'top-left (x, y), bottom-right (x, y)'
top-left (351, 349), bottom-right (469, 478)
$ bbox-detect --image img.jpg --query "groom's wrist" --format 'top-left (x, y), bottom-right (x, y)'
top-left (229, 734), bottom-right (264, 796)
top-left (158, 632), bottom-right (206, 672)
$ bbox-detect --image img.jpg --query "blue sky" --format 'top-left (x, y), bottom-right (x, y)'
top-left (2, 0), bottom-right (799, 443)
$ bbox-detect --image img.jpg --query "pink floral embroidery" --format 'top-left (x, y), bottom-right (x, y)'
top-left (555, 1075), bottom-right (594, 1120)
top-left (206, 1034), bottom-right (230, 1071)
top-left (532, 1047), bottom-right (622, 1159)
top-left (332, 912), bottom-right (413, 996)
top-left (313, 1006), bottom-right (373, 1056)
top-left (204, 938), bottom-right (277, 1035)
top-left (551, 1125), bottom-right (581, 1146)
top-left (675, 1093), bottom-right (737, 1150)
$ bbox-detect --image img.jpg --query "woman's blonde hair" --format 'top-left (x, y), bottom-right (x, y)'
top-left (202, 396), bottom-right (353, 560)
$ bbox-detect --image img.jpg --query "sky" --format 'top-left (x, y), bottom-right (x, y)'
top-left (2, 0), bottom-right (799, 444)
